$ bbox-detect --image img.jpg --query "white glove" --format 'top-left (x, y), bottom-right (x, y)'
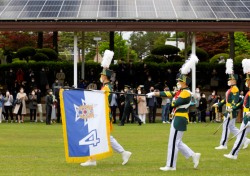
top-left (246, 112), bottom-right (250, 117)
top-left (146, 92), bottom-right (155, 98)
top-left (226, 107), bottom-right (232, 112)
top-left (213, 103), bottom-right (218, 107)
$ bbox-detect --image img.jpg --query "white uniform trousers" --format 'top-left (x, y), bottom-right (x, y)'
top-left (110, 136), bottom-right (125, 153)
top-left (229, 122), bottom-right (250, 157)
top-left (220, 118), bottom-right (239, 146)
top-left (166, 119), bottom-right (195, 168)
top-left (139, 114), bottom-right (146, 124)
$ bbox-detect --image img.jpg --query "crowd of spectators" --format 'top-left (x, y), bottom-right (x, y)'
top-left (0, 67), bottom-right (65, 124)
top-left (0, 64), bottom-right (246, 124)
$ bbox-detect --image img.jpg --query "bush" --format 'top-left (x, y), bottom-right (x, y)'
top-left (32, 53), bottom-right (49, 62)
top-left (168, 55), bottom-right (184, 62)
top-left (187, 47), bottom-right (209, 62)
top-left (37, 48), bottom-right (58, 61)
top-left (151, 45), bottom-right (180, 56)
top-left (16, 47), bottom-right (36, 62)
top-left (143, 55), bottom-right (165, 63)
top-left (210, 53), bottom-right (229, 63)
top-left (0, 61), bottom-right (233, 91)
top-left (235, 54), bottom-right (250, 64)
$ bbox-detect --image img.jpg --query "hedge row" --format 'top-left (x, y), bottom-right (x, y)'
top-left (0, 61), bottom-right (244, 90)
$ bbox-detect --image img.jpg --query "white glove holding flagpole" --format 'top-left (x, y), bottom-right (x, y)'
top-left (226, 106), bottom-right (233, 112)
top-left (146, 92), bottom-right (155, 98)
top-left (245, 112), bottom-right (250, 117)
top-left (213, 103), bottom-right (218, 107)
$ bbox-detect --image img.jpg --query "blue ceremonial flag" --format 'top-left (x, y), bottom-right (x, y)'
top-left (60, 89), bottom-right (112, 163)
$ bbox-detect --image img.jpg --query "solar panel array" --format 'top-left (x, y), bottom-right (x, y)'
top-left (0, 0), bottom-right (250, 20)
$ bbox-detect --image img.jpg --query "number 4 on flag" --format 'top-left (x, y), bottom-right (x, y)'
top-left (79, 130), bottom-right (100, 147)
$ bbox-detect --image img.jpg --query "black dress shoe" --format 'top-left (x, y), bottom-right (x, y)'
top-left (138, 121), bottom-right (142, 126)
top-left (118, 123), bottom-right (124, 126)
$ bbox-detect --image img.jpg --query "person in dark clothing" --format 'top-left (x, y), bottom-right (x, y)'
top-left (215, 94), bottom-right (223, 122)
top-left (39, 68), bottom-right (48, 96)
top-left (199, 93), bottom-right (207, 122)
top-left (45, 89), bottom-right (54, 125)
top-left (144, 76), bottom-right (154, 93)
top-left (28, 89), bottom-right (37, 122)
top-left (5, 68), bottom-right (16, 94)
top-left (52, 79), bottom-right (62, 123)
top-left (119, 85), bottom-right (142, 126)
top-left (117, 90), bottom-right (125, 121)
top-left (208, 90), bottom-right (218, 122)
top-left (34, 86), bottom-right (43, 122)
top-left (28, 77), bottom-right (37, 94)
top-left (147, 86), bottom-right (157, 123)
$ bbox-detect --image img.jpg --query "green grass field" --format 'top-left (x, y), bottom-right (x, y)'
top-left (0, 121), bottom-right (249, 176)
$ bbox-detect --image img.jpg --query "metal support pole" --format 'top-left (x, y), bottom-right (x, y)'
top-left (81, 32), bottom-right (85, 79)
top-left (74, 32), bottom-right (78, 88)
top-left (191, 33), bottom-right (196, 94)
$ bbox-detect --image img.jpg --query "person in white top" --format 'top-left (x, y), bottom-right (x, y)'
top-left (3, 90), bottom-right (14, 123)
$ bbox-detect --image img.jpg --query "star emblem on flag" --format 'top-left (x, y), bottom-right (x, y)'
top-left (74, 99), bottom-right (96, 125)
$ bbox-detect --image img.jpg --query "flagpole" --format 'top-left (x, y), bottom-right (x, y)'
top-left (61, 87), bottom-right (147, 96)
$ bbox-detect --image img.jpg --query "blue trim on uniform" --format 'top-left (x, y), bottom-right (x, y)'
top-left (222, 119), bottom-right (230, 146)
top-left (170, 130), bottom-right (178, 167)
top-left (232, 128), bottom-right (246, 155)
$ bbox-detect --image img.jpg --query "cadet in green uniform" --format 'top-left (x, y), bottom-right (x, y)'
top-left (224, 59), bottom-right (250, 159)
top-left (214, 59), bottom-right (240, 150)
top-left (147, 73), bottom-right (201, 171)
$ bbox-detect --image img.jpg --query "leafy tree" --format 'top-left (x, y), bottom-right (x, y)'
top-left (84, 32), bottom-right (138, 62)
top-left (196, 32), bottom-right (229, 57)
top-left (171, 32), bottom-right (186, 38)
top-left (129, 31), bottom-right (171, 60)
top-left (98, 34), bottom-right (127, 61)
top-left (59, 31), bottom-right (110, 61)
top-left (0, 31), bottom-right (54, 52)
top-left (0, 31), bottom-right (36, 51)
top-left (233, 32), bottom-right (250, 56)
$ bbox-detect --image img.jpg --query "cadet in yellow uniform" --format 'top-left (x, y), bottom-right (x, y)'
top-left (81, 50), bottom-right (131, 166)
